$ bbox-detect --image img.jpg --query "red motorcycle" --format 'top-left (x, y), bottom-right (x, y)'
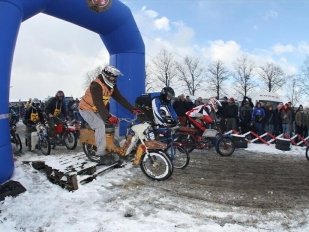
top-left (175, 119), bottom-right (235, 156)
top-left (49, 119), bottom-right (78, 150)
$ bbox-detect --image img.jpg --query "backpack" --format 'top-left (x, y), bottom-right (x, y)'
top-left (135, 93), bottom-right (154, 111)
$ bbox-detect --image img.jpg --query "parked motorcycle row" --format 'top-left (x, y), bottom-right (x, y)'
top-left (14, 117), bottom-right (80, 156)
top-left (13, 115), bottom-right (235, 181)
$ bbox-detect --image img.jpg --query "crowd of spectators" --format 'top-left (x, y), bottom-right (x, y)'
top-left (172, 94), bottom-right (309, 143)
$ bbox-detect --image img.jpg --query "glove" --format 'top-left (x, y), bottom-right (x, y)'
top-left (108, 116), bottom-right (119, 125)
top-left (132, 109), bottom-right (143, 115)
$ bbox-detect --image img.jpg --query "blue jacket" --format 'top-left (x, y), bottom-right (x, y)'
top-left (151, 92), bottom-right (178, 125)
top-left (251, 107), bottom-right (265, 122)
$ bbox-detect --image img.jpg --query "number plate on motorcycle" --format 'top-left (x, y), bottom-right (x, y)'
top-left (202, 129), bottom-right (217, 138)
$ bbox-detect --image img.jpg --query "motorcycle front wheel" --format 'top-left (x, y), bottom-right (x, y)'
top-left (216, 136), bottom-right (235, 157)
top-left (140, 150), bottom-right (173, 181)
top-left (39, 136), bottom-right (51, 155)
top-left (174, 134), bottom-right (195, 153)
top-left (64, 131), bottom-right (77, 150)
top-left (12, 133), bottom-right (22, 152)
top-left (306, 146), bottom-right (309, 161)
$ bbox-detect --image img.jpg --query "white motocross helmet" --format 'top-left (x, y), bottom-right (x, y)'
top-left (208, 98), bottom-right (222, 112)
top-left (101, 65), bottom-right (123, 88)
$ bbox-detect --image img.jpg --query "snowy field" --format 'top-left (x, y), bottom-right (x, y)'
top-left (1, 140), bottom-right (309, 232)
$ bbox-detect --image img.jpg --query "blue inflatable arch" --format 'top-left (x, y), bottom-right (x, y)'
top-left (0, 0), bottom-right (145, 184)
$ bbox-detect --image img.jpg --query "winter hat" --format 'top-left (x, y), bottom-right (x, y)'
top-left (230, 97), bottom-right (235, 102)
top-left (223, 96), bottom-right (228, 100)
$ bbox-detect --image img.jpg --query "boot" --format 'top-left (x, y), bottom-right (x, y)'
top-left (99, 153), bottom-right (121, 165)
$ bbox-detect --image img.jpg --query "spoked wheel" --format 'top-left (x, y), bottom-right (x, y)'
top-left (175, 134), bottom-right (195, 153)
top-left (166, 145), bottom-right (190, 169)
top-left (306, 146), bottom-right (309, 161)
top-left (140, 150), bottom-right (173, 181)
top-left (12, 133), bottom-right (22, 152)
top-left (39, 136), bottom-right (51, 155)
top-left (64, 131), bottom-right (77, 150)
top-left (82, 143), bottom-right (101, 163)
top-left (216, 137), bottom-right (235, 156)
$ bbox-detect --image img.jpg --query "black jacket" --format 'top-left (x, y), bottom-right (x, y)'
top-left (224, 102), bottom-right (238, 118)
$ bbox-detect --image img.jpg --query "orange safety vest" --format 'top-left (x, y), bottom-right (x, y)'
top-left (79, 78), bottom-right (114, 112)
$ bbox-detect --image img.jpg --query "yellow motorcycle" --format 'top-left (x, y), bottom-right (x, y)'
top-left (79, 116), bottom-right (174, 181)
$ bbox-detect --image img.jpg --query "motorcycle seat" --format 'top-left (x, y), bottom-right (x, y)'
top-left (178, 126), bottom-right (199, 133)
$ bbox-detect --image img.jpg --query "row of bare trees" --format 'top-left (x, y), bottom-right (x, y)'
top-left (146, 48), bottom-right (309, 106)
top-left (82, 49), bottom-right (309, 106)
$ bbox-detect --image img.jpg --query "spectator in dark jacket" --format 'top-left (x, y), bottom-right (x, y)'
top-left (274, 103), bottom-right (283, 136)
top-left (194, 97), bottom-right (203, 107)
top-left (185, 96), bottom-right (194, 110)
top-left (295, 105), bottom-right (306, 141)
top-left (67, 97), bottom-right (76, 120)
top-left (224, 97), bottom-right (238, 132)
top-left (239, 99), bottom-right (253, 134)
top-left (173, 94), bottom-right (188, 127)
top-left (218, 96), bottom-right (228, 132)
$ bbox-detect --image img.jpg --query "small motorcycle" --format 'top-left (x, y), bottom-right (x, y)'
top-left (25, 123), bottom-right (51, 155)
top-left (79, 117), bottom-right (174, 181)
top-left (10, 123), bottom-right (22, 152)
top-left (49, 118), bottom-right (78, 150)
top-left (175, 122), bottom-right (235, 157)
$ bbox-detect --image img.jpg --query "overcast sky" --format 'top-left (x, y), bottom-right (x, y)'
top-left (9, 0), bottom-right (309, 102)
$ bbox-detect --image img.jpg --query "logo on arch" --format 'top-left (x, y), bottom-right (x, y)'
top-left (87, 0), bottom-right (112, 13)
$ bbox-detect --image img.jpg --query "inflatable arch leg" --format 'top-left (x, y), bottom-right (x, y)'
top-left (0, 0), bottom-right (145, 184)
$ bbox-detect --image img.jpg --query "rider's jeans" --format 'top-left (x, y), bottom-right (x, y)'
top-left (79, 109), bottom-right (106, 156)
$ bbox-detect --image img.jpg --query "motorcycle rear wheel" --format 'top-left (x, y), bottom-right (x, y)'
top-left (12, 133), bottom-right (22, 152)
top-left (64, 131), bottom-right (77, 150)
top-left (166, 145), bottom-right (190, 169)
top-left (175, 134), bottom-right (195, 153)
top-left (82, 143), bottom-right (101, 163)
top-left (140, 150), bottom-right (173, 181)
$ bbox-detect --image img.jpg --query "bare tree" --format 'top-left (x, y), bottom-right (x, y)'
top-left (285, 75), bottom-right (301, 106)
top-left (145, 63), bottom-right (158, 92)
top-left (299, 55), bottom-right (309, 96)
top-left (175, 56), bottom-right (205, 96)
top-left (83, 65), bottom-right (103, 89)
top-left (151, 48), bottom-right (178, 87)
top-left (258, 62), bottom-right (285, 92)
top-left (232, 54), bottom-right (257, 97)
top-left (206, 60), bottom-right (230, 99)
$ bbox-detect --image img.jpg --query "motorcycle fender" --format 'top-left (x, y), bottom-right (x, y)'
top-left (132, 144), bottom-right (145, 165)
top-left (144, 140), bottom-right (167, 150)
top-left (79, 128), bottom-right (96, 145)
top-left (67, 126), bottom-right (76, 132)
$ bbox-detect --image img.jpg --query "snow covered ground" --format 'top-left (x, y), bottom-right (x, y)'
top-left (1, 143), bottom-right (309, 232)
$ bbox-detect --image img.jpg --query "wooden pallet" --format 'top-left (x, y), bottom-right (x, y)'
top-left (23, 153), bottom-right (123, 191)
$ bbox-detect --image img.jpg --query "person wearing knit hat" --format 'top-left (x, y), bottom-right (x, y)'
top-left (224, 97), bottom-right (238, 132)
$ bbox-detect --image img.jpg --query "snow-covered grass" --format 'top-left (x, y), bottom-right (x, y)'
top-left (1, 142), bottom-right (309, 232)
